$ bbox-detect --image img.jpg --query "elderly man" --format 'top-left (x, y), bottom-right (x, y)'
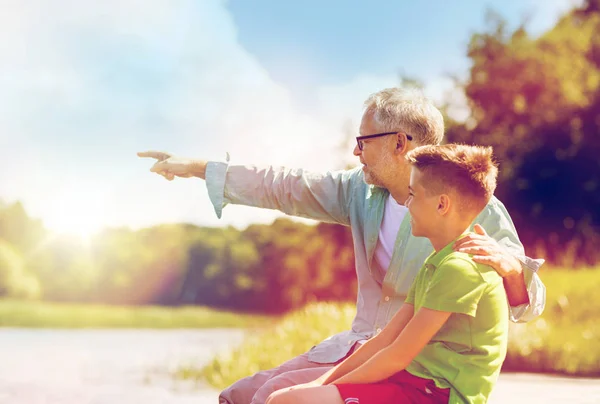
top-left (139, 87), bottom-right (545, 404)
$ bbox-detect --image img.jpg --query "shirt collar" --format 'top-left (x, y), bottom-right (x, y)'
top-left (366, 184), bottom-right (388, 200)
top-left (425, 231), bottom-right (471, 268)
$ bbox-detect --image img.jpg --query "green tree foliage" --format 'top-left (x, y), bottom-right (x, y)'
top-left (0, 239), bottom-right (41, 299)
top-left (0, 201), bottom-right (45, 253)
top-left (447, 3), bottom-right (600, 265)
top-left (180, 219), bottom-right (355, 313)
top-left (0, 201), bottom-right (44, 299)
top-left (0, 199), bottom-right (356, 311)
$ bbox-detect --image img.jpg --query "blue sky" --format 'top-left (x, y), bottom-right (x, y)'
top-left (228, 0), bottom-right (576, 100)
top-left (0, 0), bottom-right (579, 235)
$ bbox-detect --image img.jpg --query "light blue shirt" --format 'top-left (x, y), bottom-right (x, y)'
top-left (205, 161), bottom-right (546, 363)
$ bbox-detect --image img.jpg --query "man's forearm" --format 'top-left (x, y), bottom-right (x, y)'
top-left (504, 270), bottom-right (529, 306)
top-left (509, 270), bottom-right (545, 322)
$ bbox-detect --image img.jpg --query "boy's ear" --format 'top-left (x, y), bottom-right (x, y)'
top-left (437, 194), bottom-right (451, 216)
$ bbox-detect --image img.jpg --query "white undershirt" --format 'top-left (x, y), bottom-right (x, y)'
top-left (374, 194), bottom-right (408, 272)
top-left (356, 194), bottom-right (408, 346)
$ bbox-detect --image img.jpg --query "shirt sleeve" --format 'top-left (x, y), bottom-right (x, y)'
top-left (204, 157), bottom-right (360, 226)
top-left (473, 197), bottom-right (547, 322)
top-left (508, 265), bottom-right (546, 323)
top-left (421, 258), bottom-right (488, 317)
top-left (405, 276), bottom-right (417, 305)
top-left (205, 160), bottom-right (229, 219)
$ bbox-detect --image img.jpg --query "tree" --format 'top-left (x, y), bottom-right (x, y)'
top-left (0, 239), bottom-right (41, 299)
top-left (447, 5), bottom-right (600, 265)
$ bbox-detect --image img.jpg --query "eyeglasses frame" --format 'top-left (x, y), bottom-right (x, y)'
top-left (356, 131), bottom-right (413, 151)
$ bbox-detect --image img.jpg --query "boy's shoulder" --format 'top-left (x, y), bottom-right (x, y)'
top-left (436, 251), bottom-right (501, 284)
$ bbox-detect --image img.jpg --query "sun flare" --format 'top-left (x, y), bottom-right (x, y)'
top-left (42, 187), bottom-right (111, 240)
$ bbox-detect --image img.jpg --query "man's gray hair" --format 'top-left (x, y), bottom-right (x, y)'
top-left (364, 87), bottom-right (444, 146)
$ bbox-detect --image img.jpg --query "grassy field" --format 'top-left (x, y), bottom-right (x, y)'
top-left (175, 302), bottom-right (356, 387)
top-left (503, 268), bottom-right (600, 376)
top-left (181, 268), bottom-right (600, 389)
top-left (0, 300), bottom-right (273, 329)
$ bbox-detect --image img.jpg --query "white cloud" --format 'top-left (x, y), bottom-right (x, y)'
top-left (0, 0), bottom-right (366, 231)
top-left (524, 0), bottom-right (585, 33)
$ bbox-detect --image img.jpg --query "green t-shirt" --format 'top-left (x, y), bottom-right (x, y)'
top-left (405, 237), bottom-right (509, 404)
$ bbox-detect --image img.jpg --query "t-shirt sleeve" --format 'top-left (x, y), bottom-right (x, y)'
top-left (420, 257), bottom-right (488, 317)
top-left (405, 276), bottom-right (417, 305)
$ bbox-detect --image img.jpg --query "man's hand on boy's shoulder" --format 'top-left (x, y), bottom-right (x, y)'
top-left (453, 224), bottom-right (522, 279)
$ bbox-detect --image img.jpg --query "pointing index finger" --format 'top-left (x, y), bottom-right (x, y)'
top-left (137, 151), bottom-right (169, 161)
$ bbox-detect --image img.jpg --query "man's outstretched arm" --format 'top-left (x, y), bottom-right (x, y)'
top-left (137, 150), bottom-right (359, 225)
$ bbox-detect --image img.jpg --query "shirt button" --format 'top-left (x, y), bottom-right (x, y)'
top-left (384, 296), bottom-right (390, 302)
top-left (376, 328), bottom-right (382, 333)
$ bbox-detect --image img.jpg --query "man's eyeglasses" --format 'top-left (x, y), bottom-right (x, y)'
top-left (355, 131), bottom-right (413, 151)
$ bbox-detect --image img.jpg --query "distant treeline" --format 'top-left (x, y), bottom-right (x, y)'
top-left (0, 203), bottom-right (355, 312)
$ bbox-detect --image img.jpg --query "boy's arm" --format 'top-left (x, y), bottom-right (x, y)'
top-left (314, 303), bottom-right (414, 386)
top-left (333, 257), bottom-right (489, 385)
top-left (332, 307), bottom-right (451, 384)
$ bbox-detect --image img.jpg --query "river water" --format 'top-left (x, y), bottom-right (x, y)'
top-left (0, 328), bottom-right (245, 404)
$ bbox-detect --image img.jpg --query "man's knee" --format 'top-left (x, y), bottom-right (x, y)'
top-left (251, 367), bottom-right (331, 404)
top-left (250, 375), bottom-right (290, 404)
top-left (219, 353), bottom-right (325, 404)
top-left (219, 375), bottom-right (260, 404)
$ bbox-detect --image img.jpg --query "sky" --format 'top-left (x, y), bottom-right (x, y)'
top-left (0, 0), bottom-right (582, 236)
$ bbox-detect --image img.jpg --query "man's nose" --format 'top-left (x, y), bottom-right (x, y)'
top-left (353, 144), bottom-right (361, 156)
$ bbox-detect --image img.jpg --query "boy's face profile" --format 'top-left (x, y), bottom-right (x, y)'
top-left (406, 168), bottom-right (442, 238)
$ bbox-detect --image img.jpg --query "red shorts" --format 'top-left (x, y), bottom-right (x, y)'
top-left (335, 370), bottom-right (450, 404)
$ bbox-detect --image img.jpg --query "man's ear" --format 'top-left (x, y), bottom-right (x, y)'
top-left (437, 194), bottom-right (451, 216)
top-left (394, 133), bottom-right (409, 154)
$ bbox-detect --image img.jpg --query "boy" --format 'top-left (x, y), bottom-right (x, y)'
top-left (267, 144), bottom-right (509, 404)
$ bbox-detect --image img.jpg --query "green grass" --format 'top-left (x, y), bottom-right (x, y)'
top-left (175, 302), bottom-right (356, 387)
top-left (503, 267), bottom-right (600, 376)
top-left (183, 268), bottom-right (600, 389)
top-left (0, 299), bottom-right (273, 329)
